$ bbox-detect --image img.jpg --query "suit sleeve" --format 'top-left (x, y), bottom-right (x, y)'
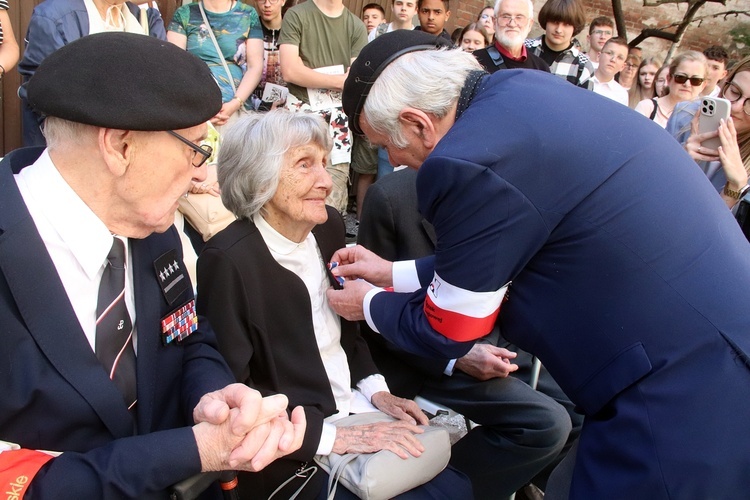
top-left (18, 13), bottom-right (69, 95)
top-left (358, 179), bottom-right (453, 378)
top-left (368, 156), bottom-right (550, 359)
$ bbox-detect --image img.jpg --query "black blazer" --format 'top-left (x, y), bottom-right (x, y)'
top-left (196, 206), bottom-right (380, 498)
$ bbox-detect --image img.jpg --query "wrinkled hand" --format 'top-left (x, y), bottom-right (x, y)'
top-left (326, 279), bottom-right (374, 321)
top-left (454, 344), bottom-right (518, 381)
top-left (332, 419), bottom-right (425, 459)
top-left (329, 245), bottom-right (393, 287)
top-left (371, 392), bottom-right (429, 426)
top-left (193, 385), bottom-right (306, 471)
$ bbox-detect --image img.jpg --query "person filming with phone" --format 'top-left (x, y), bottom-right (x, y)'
top-left (667, 55), bottom-right (750, 209)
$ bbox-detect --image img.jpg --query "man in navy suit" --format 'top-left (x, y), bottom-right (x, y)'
top-left (327, 30), bottom-right (750, 498)
top-left (0, 33), bottom-right (304, 498)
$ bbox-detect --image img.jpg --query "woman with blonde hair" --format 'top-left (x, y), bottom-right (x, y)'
top-left (635, 50), bottom-right (707, 127)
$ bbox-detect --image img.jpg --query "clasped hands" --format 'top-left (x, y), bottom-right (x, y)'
top-left (192, 383), bottom-right (306, 473)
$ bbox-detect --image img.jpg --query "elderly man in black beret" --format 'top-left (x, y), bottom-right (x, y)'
top-left (0, 32), bottom-right (305, 498)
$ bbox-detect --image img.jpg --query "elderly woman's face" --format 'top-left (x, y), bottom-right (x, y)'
top-left (263, 143), bottom-right (332, 242)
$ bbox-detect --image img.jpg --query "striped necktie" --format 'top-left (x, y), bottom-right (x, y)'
top-left (95, 237), bottom-right (137, 410)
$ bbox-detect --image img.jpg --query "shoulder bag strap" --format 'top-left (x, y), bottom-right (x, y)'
top-left (649, 98), bottom-right (658, 120)
top-left (198, 1), bottom-right (237, 94)
top-left (326, 454), bottom-right (359, 500)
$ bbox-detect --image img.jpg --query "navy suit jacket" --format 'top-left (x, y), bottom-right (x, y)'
top-left (365, 70), bottom-right (750, 497)
top-left (0, 148), bottom-right (234, 498)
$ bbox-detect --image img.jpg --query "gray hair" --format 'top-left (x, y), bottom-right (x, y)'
top-left (42, 117), bottom-right (97, 149)
top-left (217, 110), bottom-right (332, 220)
top-left (494, 0), bottom-right (534, 19)
top-left (363, 49), bottom-right (482, 148)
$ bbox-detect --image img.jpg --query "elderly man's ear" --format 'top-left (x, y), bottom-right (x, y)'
top-left (398, 108), bottom-right (440, 150)
top-left (98, 128), bottom-right (134, 176)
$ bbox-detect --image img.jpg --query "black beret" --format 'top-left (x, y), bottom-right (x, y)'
top-left (27, 32), bottom-right (222, 131)
top-left (343, 30), bottom-right (452, 135)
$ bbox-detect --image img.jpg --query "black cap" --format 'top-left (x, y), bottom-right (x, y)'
top-left (27, 32), bottom-right (222, 131)
top-left (343, 30), bottom-right (452, 135)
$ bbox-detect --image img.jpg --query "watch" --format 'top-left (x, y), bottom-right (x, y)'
top-left (723, 184), bottom-right (750, 200)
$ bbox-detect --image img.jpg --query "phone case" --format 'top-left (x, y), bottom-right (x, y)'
top-left (698, 97), bottom-right (731, 150)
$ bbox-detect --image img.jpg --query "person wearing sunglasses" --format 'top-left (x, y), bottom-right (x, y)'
top-left (635, 50), bottom-right (707, 128)
top-left (665, 56), bottom-right (750, 210)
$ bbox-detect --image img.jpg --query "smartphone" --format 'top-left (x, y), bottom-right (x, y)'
top-left (699, 97), bottom-right (731, 150)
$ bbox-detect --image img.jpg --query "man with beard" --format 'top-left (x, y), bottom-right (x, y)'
top-left (473, 0), bottom-right (549, 73)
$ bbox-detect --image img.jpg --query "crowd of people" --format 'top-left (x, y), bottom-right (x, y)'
top-left (1, 0), bottom-right (749, 499)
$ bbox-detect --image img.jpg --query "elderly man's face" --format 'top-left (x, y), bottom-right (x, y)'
top-left (495, 0), bottom-right (532, 50)
top-left (263, 143), bottom-right (332, 242)
top-left (360, 116), bottom-right (428, 170)
top-left (120, 123), bottom-right (208, 237)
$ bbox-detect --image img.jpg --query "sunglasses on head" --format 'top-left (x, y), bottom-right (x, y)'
top-left (672, 74), bottom-right (704, 86)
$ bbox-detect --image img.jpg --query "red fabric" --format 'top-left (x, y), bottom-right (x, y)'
top-left (0, 449), bottom-right (54, 499)
top-left (423, 294), bottom-right (500, 341)
top-left (495, 42), bottom-right (527, 62)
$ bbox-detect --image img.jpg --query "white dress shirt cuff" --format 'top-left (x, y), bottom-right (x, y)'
top-left (443, 359), bottom-right (457, 376)
top-left (356, 373), bottom-right (390, 402)
top-left (363, 287), bottom-right (384, 333)
top-left (392, 260), bottom-right (420, 292)
top-left (316, 422), bottom-right (337, 455)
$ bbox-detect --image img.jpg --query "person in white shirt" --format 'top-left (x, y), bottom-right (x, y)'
top-left (591, 37), bottom-right (629, 106)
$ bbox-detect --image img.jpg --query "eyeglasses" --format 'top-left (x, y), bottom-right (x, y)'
top-left (497, 14), bottom-right (527, 26)
top-left (591, 29), bottom-right (612, 36)
top-left (166, 130), bottom-right (212, 167)
top-left (601, 50), bottom-right (626, 62)
top-left (723, 82), bottom-right (750, 116)
top-left (259, 0), bottom-right (282, 4)
top-left (480, 13), bottom-right (494, 20)
top-left (672, 74), bottom-right (705, 86)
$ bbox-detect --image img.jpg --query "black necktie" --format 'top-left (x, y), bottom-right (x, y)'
top-left (95, 237), bottom-right (137, 410)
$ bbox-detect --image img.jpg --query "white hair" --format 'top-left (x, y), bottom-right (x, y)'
top-left (42, 117), bottom-right (98, 150)
top-left (494, 0), bottom-right (533, 18)
top-left (217, 110), bottom-right (331, 220)
top-left (363, 49), bottom-right (482, 148)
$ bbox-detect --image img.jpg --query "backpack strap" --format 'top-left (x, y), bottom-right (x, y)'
top-left (486, 45), bottom-right (507, 71)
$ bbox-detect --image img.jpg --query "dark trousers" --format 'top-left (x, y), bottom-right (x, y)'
top-left (419, 368), bottom-right (572, 500)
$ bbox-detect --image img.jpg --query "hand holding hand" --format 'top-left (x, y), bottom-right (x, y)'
top-left (371, 391), bottom-right (429, 426)
top-left (329, 245), bottom-right (393, 287)
top-left (193, 385), bottom-right (306, 471)
top-left (332, 419), bottom-right (425, 459)
top-left (454, 344), bottom-right (518, 381)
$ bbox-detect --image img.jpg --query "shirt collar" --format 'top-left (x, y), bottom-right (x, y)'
top-left (253, 212), bottom-right (315, 255)
top-left (16, 149), bottom-right (116, 280)
top-left (495, 42), bottom-right (527, 62)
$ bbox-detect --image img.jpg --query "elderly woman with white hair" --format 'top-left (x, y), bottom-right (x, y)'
top-left (196, 110), bottom-right (472, 499)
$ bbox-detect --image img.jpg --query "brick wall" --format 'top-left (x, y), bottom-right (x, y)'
top-left (346, 0), bottom-right (746, 61)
